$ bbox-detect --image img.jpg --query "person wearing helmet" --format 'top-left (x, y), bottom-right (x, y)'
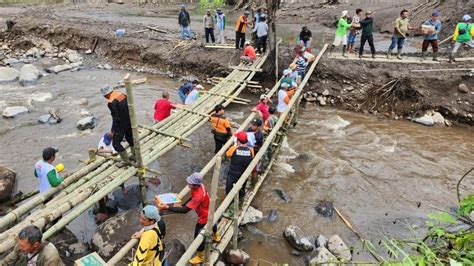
top-left (101, 85), bottom-right (134, 167)
top-left (450, 14), bottom-right (474, 63)
top-left (157, 173), bottom-right (220, 264)
top-left (240, 41), bottom-right (257, 64)
top-left (235, 11), bottom-right (251, 49)
top-left (329, 10), bottom-right (354, 57)
top-left (131, 205), bottom-right (166, 266)
top-left (387, 9), bottom-right (415, 60)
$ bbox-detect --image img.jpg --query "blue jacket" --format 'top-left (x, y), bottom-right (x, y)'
top-left (423, 19), bottom-right (441, 40)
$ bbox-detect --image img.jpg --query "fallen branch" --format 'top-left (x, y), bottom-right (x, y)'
top-left (145, 25), bottom-right (167, 34)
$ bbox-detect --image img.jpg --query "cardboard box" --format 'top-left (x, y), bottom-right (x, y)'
top-left (155, 193), bottom-right (181, 210)
top-left (421, 25), bottom-right (435, 35)
top-left (74, 252), bottom-right (106, 266)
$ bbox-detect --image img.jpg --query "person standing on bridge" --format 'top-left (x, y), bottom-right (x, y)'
top-left (387, 9), bottom-right (415, 60)
top-left (235, 11), bottom-right (251, 50)
top-left (203, 10), bottom-right (216, 44)
top-left (449, 14), bottom-right (474, 63)
top-left (130, 205), bottom-right (165, 266)
top-left (34, 147), bottom-right (67, 193)
top-left (252, 94), bottom-right (272, 122)
top-left (1, 225), bottom-right (64, 266)
top-left (178, 5), bottom-right (192, 40)
top-left (347, 8), bottom-right (363, 54)
top-left (215, 9), bottom-right (226, 44)
top-left (101, 85), bottom-right (134, 167)
top-left (359, 11), bottom-right (376, 59)
top-left (210, 104), bottom-right (232, 154)
top-left (421, 11), bottom-right (441, 61)
top-left (157, 173), bottom-right (220, 264)
top-left (329, 10), bottom-right (354, 57)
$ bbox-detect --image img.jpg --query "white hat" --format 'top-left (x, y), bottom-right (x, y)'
top-left (462, 14), bottom-right (472, 21)
top-left (341, 10), bottom-right (348, 17)
top-left (196, 85), bottom-right (204, 89)
top-left (260, 94), bottom-right (267, 100)
top-left (283, 69), bottom-right (290, 76)
top-left (244, 40), bottom-right (252, 46)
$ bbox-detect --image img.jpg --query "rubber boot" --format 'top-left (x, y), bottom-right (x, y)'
top-left (387, 49), bottom-right (392, 59)
top-left (189, 251), bottom-right (205, 264)
top-left (222, 205), bottom-right (235, 218)
top-left (371, 53), bottom-right (376, 59)
top-left (449, 53), bottom-right (455, 63)
top-left (342, 45), bottom-right (347, 57)
top-left (116, 151), bottom-right (130, 167)
top-left (397, 49), bottom-right (403, 60)
top-left (420, 51), bottom-right (425, 61)
top-left (432, 52), bottom-right (438, 61)
top-left (329, 45), bottom-right (335, 55)
top-left (213, 232), bottom-right (221, 243)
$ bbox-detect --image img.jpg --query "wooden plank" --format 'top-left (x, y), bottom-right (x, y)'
top-left (230, 66), bottom-right (263, 72)
top-left (204, 45), bottom-right (236, 49)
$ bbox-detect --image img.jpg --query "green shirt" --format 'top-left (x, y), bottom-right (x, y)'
top-left (393, 17), bottom-right (409, 37)
top-left (335, 18), bottom-right (352, 36)
top-left (456, 22), bottom-right (473, 43)
top-left (34, 168), bottom-right (63, 187)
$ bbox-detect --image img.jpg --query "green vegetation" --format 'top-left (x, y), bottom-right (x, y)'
top-left (365, 195), bottom-right (473, 265)
top-left (199, 0), bottom-right (224, 10)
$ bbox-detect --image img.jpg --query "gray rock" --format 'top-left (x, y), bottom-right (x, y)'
top-left (0, 167), bottom-right (16, 202)
top-left (38, 114), bottom-right (61, 125)
top-left (103, 64), bottom-right (112, 70)
top-left (76, 116), bottom-right (97, 130)
top-left (327, 235), bottom-right (351, 261)
top-left (470, 211), bottom-right (474, 222)
top-left (273, 188), bottom-right (291, 202)
top-left (91, 209), bottom-right (141, 258)
top-left (85, 49), bottom-right (93, 55)
top-left (31, 92), bottom-right (53, 102)
top-left (458, 84), bottom-right (469, 93)
top-left (431, 112), bottom-right (445, 126)
top-left (309, 247), bottom-right (338, 265)
top-left (283, 225), bottom-right (314, 252)
top-left (165, 239), bottom-right (186, 265)
top-left (47, 64), bottom-right (72, 74)
top-left (413, 114), bottom-right (434, 126)
top-left (0, 67), bottom-right (20, 83)
top-left (111, 185), bottom-right (141, 210)
top-left (181, 75), bottom-right (198, 82)
top-left (4, 58), bottom-right (19, 65)
top-left (225, 249), bottom-right (250, 264)
top-left (317, 95), bottom-right (327, 106)
top-left (241, 206), bottom-right (263, 225)
top-left (322, 89), bottom-right (330, 96)
top-left (19, 64), bottom-right (42, 86)
top-left (2, 106), bottom-right (28, 118)
top-left (25, 47), bottom-right (42, 58)
top-left (69, 243), bottom-right (88, 255)
top-left (78, 98), bottom-right (89, 106)
top-left (315, 201), bottom-right (334, 218)
top-left (316, 234), bottom-right (329, 248)
top-left (345, 86), bottom-right (354, 92)
top-left (65, 50), bottom-right (83, 63)
top-left (291, 250), bottom-right (300, 256)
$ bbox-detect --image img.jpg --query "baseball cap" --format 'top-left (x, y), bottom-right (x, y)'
top-left (432, 11), bottom-right (439, 17)
top-left (341, 10), bottom-right (348, 17)
top-left (259, 94), bottom-right (267, 100)
top-left (103, 133), bottom-right (112, 145)
top-left (235, 131), bottom-right (248, 143)
top-left (245, 40), bottom-right (252, 46)
top-left (100, 85), bottom-right (113, 96)
top-left (186, 172), bottom-right (203, 185)
top-left (195, 85), bottom-right (204, 90)
top-left (251, 118), bottom-right (263, 127)
top-left (142, 205), bottom-right (161, 222)
top-left (42, 147), bottom-right (58, 161)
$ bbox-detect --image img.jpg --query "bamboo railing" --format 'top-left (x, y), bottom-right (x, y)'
top-left (0, 54), bottom-right (268, 255)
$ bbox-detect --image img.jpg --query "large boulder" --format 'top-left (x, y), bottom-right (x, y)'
top-left (432, 112), bottom-right (446, 126)
top-left (0, 167), bottom-right (16, 202)
top-left (0, 67), bottom-right (20, 83)
top-left (327, 235), bottom-right (351, 261)
top-left (309, 247), bottom-right (338, 266)
top-left (76, 116), bottom-right (97, 130)
top-left (2, 106), bottom-right (28, 118)
top-left (458, 83), bottom-right (469, 93)
top-left (19, 64), bottom-right (42, 86)
top-left (165, 239), bottom-right (186, 265)
top-left (283, 225), bottom-right (314, 252)
top-left (241, 206), bottom-right (263, 225)
top-left (91, 209), bottom-right (141, 258)
top-left (65, 50), bottom-right (83, 63)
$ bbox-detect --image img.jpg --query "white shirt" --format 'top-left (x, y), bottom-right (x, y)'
top-left (185, 89), bottom-right (200, 105)
top-left (252, 22), bottom-right (268, 37)
top-left (34, 160), bottom-right (56, 193)
top-left (27, 253), bottom-right (38, 266)
top-left (277, 89), bottom-right (288, 113)
top-left (98, 137), bottom-right (116, 153)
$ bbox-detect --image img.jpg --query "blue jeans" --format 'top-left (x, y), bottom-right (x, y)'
top-left (178, 90), bottom-right (187, 103)
top-left (180, 26), bottom-right (192, 40)
top-left (389, 36), bottom-right (406, 50)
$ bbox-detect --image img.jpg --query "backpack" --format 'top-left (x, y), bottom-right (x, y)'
top-left (458, 23), bottom-right (471, 35)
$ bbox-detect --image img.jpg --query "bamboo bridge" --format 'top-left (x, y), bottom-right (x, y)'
top-left (0, 43), bottom-right (328, 265)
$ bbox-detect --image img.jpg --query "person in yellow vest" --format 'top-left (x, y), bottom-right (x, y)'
top-left (235, 11), bottom-right (252, 50)
top-left (130, 205), bottom-right (165, 266)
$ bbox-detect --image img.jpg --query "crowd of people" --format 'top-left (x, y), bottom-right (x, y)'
top-left (330, 8), bottom-right (474, 62)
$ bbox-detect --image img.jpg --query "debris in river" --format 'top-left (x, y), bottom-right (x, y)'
top-left (273, 188), bottom-right (292, 202)
top-left (315, 201), bottom-right (335, 218)
top-left (283, 225), bottom-right (315, 252)
top-left (241, 206), bottom-right (263, 225)
top-left (76, 116), bottom-right (97, 130)
top-left (267, 209), bottom-right (279, 222)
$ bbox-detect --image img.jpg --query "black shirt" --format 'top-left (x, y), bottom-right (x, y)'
top-left (299, 30), bottom-right (312, 41)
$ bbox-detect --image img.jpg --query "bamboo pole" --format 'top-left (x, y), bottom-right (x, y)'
top-left (204, 157), bottom-right (221, 263)
top-left (125, 73), bottom-right (148, 206)
top-left (176, 45), bottom-right (328, 265)
top-left (201, 91), bottom-right (252, 102)
top-left (232, 193), bottom-right (239, 249)
top-left (139, 125), bottom-right (191, 141)
top-left (230, 66), bottom-right (263, 72)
